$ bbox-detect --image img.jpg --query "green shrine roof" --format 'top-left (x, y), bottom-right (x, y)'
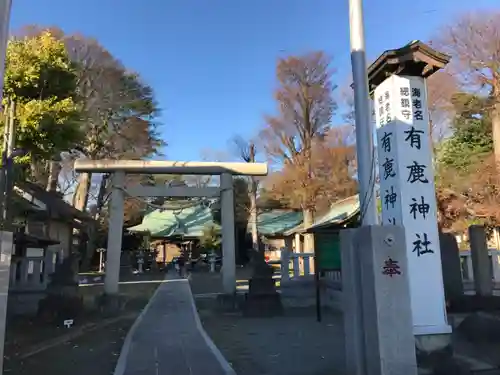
top-left (129, 202), bottom-right (303, 239)
top-left (255, 210), bottom-right (304, 236)
top-left (128, 195), bottom-right (359, 239)
top-left (127, 204), bottom-right (218, 238)
top-left (284, 195), bottom-right (360, 235)
top-left (310, 195), bottom-right (359, 229)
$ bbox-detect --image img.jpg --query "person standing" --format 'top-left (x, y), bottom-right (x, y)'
top-left (177, 253), bottom-right (186, 278)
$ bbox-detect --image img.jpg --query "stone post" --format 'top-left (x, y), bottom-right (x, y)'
top-left (31, 259), bottom-right (41, 288)
top-left (104, 171), bottom-right (125, 295)
top-left (220, 172), bottom-right (236, 294)
top-left (439, 232), bottom-right (464, 301)
top-left (492, 252), bottom-right (500, 284)
top-left (465, 256), bottom-right (474, 281)
top-left (294, 233), bottom-right (302, 252)
top-left (280, 247), bottom-right (290, 282)
top-left (209, 251), bottom-right (216, 273)
top-left (0, 231), bottom-right (14, 375)
top-left (303, 255), bottom-right (311, 275)
top-left (340, 228), bottom-right (365, 375)
top-left (468, 225), bottom-right (493, 296)
top-left (292, 256), bottom-right (300, 278)
top-left (342, 225), bottom-right (417, 375)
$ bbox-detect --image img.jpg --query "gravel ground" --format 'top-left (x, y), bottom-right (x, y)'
top-left (4, 271), bottom-right (165, 375)
top-left (189, 267), bottom-right (252, 296)
top-left (4, 316), bottom-right (133, 375)
top-left (191, 266), bottom-right (346, 375)
top-left (198, 305), bottom-right (346, 375)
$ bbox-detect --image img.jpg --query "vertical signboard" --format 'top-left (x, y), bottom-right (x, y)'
top-left (375, 75), bottom-right (450, 335)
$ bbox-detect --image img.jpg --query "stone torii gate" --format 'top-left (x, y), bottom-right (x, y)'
top-left (74, 159), bottom-right (268, 295)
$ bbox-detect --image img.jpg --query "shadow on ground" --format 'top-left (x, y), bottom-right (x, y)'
top-left (4, 271), bottom-right (165, 375)
top-left (197, 295), bottom-right (345, 375)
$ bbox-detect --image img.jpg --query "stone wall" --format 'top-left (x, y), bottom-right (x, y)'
top-left (280, 276), bottom-right (343, 312)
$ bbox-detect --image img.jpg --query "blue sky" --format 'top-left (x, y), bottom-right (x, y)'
top-left (9, 0), bottom-right (499, 162)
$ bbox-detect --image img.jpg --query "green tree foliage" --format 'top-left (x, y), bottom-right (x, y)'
top-left (2, 31), bottom-right (82, 166)
top-left (200, 224), bottom-right (221, 253)
top-left (19, 26), bottom-right (164, 209)
top-left (16, 98), bottom-right (81, 159)
top-left (437, 93), bottom-right (493, 173)
top-left (4, 31), bottom-right (76, 100)
top-left (257, 187), bottom-right (289, 209)
top-left (436, 93), bottom-right (499, 231)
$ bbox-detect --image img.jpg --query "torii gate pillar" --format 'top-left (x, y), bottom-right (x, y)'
top-left (220, 172), bottom-right (236, 293)
top-left (105, 171), bottom-right (125, 294)
top-left (104, 171), bottom-right (124, 294)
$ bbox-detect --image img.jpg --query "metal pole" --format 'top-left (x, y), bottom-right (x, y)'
top-left (0, 0), bottom-right (12, 232)
top-left (314, 250), bottom-right (322, 322)
top-left (349, 0), bottom-right (378, 226)
top-left (4, 99), bottom-right (16, 227)
top-left (0, 0), bottom-right (11, 103)
top-left (0, 4), bottom-right (13, 375)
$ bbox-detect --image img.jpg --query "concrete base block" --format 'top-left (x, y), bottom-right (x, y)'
top-left (8, 292), bottom-right (46, 316)
top-left (448, 295), bottom-right (500, 313)
top-left (280, 279), bottom-right (343, 311)
top-left (243, 292), bottom-right (283, 317)
top-left (415, 333), bottom-right (453, 370)
top-left (96, 293), bottom-right (127, 316)
top-left (216, 293), bottom-right (243, 313)
top-left (430, 357), bottom-right (474, 375)
top-left (456, 312), bottom-right (500, 344)
top-left (280, 278), bottom-right (316, 308)
top-left (322, 283), bottom-right (343, 312)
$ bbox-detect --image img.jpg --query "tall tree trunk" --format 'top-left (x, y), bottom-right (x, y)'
top-left (245, 143), bottom-right (260, 254)
top-left (46, 160), bottom-right (61, 192)
top-left (249, 178), bottom-right (259, 251)
top-left (81, 174), bottom-right (109, 271)
top-left (492, 101), bottom-right (500, 171)
top-left (30, 158), bottom-right (49, 186)
top-left (302, 208), bottom-right (314, 252)
top-left (303, 141), bottom-right (315, 253)
top-left (72, 172), bottom-right (92, 211)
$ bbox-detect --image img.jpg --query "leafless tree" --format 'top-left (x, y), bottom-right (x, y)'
top-left (264, 126), bottom-right (357, 215)
top-left (232, 135), bottom-right (259, 251)
top-left (426, 70), bottom-right (458, 145)
top-left (432, 11), bottom-right (500, 167)
top-left (260, 51), bottom-right (336, 251)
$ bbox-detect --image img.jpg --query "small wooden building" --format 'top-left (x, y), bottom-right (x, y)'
top-left (8, 182), bottom-right (94, 316)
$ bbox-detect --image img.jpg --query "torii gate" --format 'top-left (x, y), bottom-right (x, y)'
top-left (74, 159), bottom-right (268, 295)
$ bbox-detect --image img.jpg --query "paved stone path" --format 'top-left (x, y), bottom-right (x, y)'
top-left (115, 277), bottom-right (235, 375)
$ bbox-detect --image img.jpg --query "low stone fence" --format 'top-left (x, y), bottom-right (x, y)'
top-left (460, 249), bottom-right (500, 289)
top-left (278, 245), bottom-right (500, 313)
top-left (279, 249), bottom-right (343, 311)
top-left (8, 249), bottom-right (60, 316)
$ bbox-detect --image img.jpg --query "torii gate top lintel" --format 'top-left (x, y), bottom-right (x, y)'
top-left (74, 159), bottom-right (268, 176)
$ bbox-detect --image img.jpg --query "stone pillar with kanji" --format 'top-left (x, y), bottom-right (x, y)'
top-left (375, 74), bottom-right (451, 336)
